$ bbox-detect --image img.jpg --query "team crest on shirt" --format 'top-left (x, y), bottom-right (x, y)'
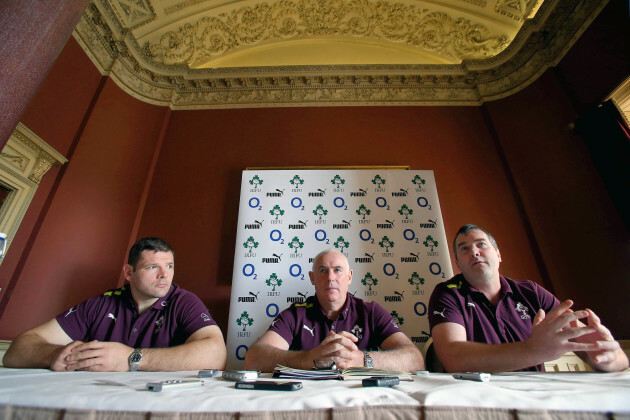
top-left (154, 315), bottom-right (165, 333)
top-left (351, 325), bottom-right (363, 340)
top-left (515, 302), bottom-right (531, 320)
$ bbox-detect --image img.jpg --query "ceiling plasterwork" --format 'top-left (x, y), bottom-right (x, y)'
top-left (72, 0), bottom-right (608, 108)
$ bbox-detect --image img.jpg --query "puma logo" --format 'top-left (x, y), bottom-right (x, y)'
top-left (433, 308), bottom-right (446, 318)
top-left (303, 325), bottom-right (315, 336)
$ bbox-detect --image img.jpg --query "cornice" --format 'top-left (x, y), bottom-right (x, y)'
top-left (72, 0), bottom-right (608, 108)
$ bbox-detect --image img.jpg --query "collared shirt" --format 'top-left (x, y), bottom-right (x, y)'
top-left (56, 284), bottom-right (217, 348)
top-left (268, 293), bottom-right (401, 351)
top-left (428, 274), bottom-right (559, 371)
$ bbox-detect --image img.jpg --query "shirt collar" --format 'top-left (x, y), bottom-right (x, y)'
top-left (315, 292), bottom-right (352, 321)
top-left (123, 283), bottom-right (177, 312)
top-left (150, 284), bottom-right (176, 310)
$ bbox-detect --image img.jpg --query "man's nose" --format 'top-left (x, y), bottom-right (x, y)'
top-left (157, 267), bottom-right (168, 277)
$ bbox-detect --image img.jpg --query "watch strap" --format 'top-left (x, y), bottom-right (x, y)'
top-left (363, 351), bottom-right (373, 368)
top-left (129, 348), bottom-right (142, 372)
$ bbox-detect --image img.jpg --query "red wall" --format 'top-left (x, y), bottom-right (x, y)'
top-left (0, 1), bottom-right (627, 340)
top-left (0, 39), bottom-right (169, 337)
top-left (136, 106), bottom-right (542, 333)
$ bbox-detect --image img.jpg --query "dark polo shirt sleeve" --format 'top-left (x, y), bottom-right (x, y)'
top-left (56, 284), bottom-right (217, 348)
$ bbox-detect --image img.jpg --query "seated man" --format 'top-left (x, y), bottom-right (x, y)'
top-left (428, 224), bottom-right (628, 372)
top-left (244, 249), bottom-right (424, 372)
top-left (3, 237), bottom-right (226, 372)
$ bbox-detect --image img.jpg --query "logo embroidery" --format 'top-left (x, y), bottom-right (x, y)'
top-left (65, 307), bottom-right (76, 317)
top-left (303, 325), bottom-right (315, 336)
top-left (201, 313), bottom-right (211, 322)
top-left (467, 302), bottom-right (476, 308)
top-left (154, 315), bottom-right (164, 333)
top-left (433, 308), bottom-right (446, 318)
top-left (351, 325), bottom-right (363, 339)
top-left (515, 302), bottom-right (531, 319)
top-left (107, 313), bottom-right (117, 322)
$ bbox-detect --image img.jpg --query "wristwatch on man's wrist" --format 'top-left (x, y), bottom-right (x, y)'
top-left (128, 348), bottom-right (142, 372)
top-left (363, 351), bottom-right (373, 368)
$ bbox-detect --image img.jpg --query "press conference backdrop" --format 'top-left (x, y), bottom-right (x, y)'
top-left (226, 170), bottom-right (453, 369)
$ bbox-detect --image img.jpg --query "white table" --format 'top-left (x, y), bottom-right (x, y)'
top-left (1, 368), bottom-right (629, 419)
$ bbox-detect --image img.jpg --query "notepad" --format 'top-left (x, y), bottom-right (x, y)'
top-left (273, 365), bottom-right (413, 381)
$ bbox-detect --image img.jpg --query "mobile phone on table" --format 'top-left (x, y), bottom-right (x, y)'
top-left (222, 370), bottom-right (260, 381)
top-left (362, 376), bottom-right (400, 387)
top-left (235, 380), bottom-right (303, 391)
top-left (452, 372), bottom-right (491, 382)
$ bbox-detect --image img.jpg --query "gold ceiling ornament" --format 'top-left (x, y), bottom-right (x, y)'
top-left (73, 0), bottom-right (608, 108)
top-left (145, 1), bottom-right (510, 67)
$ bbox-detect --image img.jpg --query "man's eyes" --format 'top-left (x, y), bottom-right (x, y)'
top-left (145, 264), bottom-right (173, 270)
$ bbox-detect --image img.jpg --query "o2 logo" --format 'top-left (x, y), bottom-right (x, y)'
top-left (417, 197), bottom-right (432, 211)
top-left (235, 344), bottom-right (248, 360)
top-left (289, 264), bottom-right (305, 280)
top-left (414, 302), bottom-right (427, 317)
top-left (248, 197), bottom-right (262, 210)
top-left (383, 263), bottom-right (399, 279)
top-left (359, 229), bottom-right (374, 244)
top-left (270, 229), bottom-right (284, 244)
top-left (242, 264), bottom-right (257, 280)
top-left (314, 229), bottom-right (329, 244)
top-left (429, 262), bottom-right (446, 279)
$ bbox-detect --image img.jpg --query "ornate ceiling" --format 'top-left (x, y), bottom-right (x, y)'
top-left (72, 0), bottom-right (607, 108)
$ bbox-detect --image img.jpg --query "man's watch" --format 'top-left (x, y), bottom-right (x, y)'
top-left (129, 348), bottom-right (142, 371)
top-left (363, 351), bottom-right (373, 368)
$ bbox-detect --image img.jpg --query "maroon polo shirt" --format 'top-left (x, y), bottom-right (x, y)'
top-left (268, 293), bottom-right (401, 351)
top-left (56, 284), bottom-right (217, 348)
top-left (428, 274), bottom-right (559, 371)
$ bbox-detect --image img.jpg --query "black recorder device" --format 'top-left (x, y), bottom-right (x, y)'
top-left (362, 376), bottom-right (400, 387)
top-left (235, 380), bottom-right (303, 391)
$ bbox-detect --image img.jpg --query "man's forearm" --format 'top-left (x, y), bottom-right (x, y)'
top-left (370, 344), bottom-right (424, 372)
top-left (244, 343), bottom-right (312, 372)
top-left (140, 336), bottom-right (226, 371)
top-left (436, 340), bottom-right (545, 373)
top-left (2, 333), bottom-right (63, 369)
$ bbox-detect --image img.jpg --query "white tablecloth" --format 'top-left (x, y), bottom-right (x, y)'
top-left (1, 368), bottom-right (629, 419)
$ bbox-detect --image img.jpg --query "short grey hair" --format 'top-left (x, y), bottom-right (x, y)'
top-left (311, 249), bottom-right (350, 272)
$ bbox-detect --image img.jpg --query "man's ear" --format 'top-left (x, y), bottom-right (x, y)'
top-left (497, 249), bottom-right (502, 263)
top-left (347, 269), bottom-right (353, 284)
top-left (122, 264), bottom-right (133, 282)
top-left (308, 271), bottom-right (315, 285)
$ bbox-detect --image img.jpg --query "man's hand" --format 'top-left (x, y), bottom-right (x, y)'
top-left (570, 309), bottom-right (628, 371)
top-left (49, 341), bottom-right (85, 371)
top-left (61, 340), bottom-right (134, 372)
top-left (310, 331), bottom-right (363, 369)
top-left (526, 300), bottom-right (603, 362)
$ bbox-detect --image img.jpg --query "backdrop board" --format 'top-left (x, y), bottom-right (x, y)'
top-left (226, 169), bottom-right (453, 369)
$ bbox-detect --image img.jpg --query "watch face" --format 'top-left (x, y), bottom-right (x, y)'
top-left (130, 351), bottom-right (142, 363)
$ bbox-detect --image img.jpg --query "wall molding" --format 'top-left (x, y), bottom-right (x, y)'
top-left (71, 0), bottom-right (609, 108)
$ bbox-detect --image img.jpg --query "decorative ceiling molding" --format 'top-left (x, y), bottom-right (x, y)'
top-left (72, 0), bottom-right (608, 108)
